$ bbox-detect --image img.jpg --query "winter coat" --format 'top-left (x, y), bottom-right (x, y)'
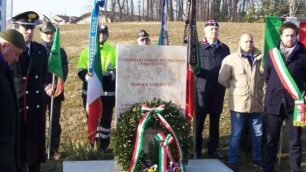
top-left (218, 47), bottom-right (265, 113)
top-left (264, 42), bottom-right (306, 115)
top-left (195, 39), bottom-right (230, 115)
top-left (12, 41), bottom-right (48, 165)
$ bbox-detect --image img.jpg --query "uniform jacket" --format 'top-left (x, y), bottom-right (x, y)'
top-left (218, 47), bottom-right (265, 113)
top-left (77, 41), bottom-right (116, 97)
top-left (12, 41), bottom-right (48, 165)
top-left (195, 39), bottom-right (230, 115)
top-left (0, 57), bottom-right (18, 171)
top-left (264, 42), bottom-right (306, 115)
top-left (41, 41), bottom-right (69, 101)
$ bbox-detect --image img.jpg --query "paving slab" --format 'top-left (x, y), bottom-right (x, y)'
top-left (63, 159), bottom-right (233, 172)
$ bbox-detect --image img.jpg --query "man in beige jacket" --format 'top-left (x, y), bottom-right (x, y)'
top-left (218, 33), bottom-right (265, 172)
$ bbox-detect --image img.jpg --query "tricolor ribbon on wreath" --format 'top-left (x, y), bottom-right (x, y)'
top-left (155, 132), bottom-right (174, 172)
top-left (128, 104), bottom-right (185, 172)
top-left (269, 48), bottom-right (306, 126)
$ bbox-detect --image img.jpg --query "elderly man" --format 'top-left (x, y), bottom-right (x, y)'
top-left (136, 30), bottom-right (150, 45)
top-left (218, 33), bottom-right (264, 172)
top-left (0, 29), bottom-right (26, 172)
top-left (77, 24), bottom-right (116, 153)
top-left (40, 16), bottom-right (68, 159)
top-left (10, 11), bottom-right (49, 172)
top-left (195, 18), bottom-right (230, 159)
top-left (263, 22), bottom-right (306, 172)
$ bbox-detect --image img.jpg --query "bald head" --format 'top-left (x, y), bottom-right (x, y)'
top-left (239, 33), bottom-right (254, 53)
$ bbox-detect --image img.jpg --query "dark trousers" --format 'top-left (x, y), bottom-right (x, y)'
top-left (45, 98), bottom-right (62, 153)
top-left (0, 152), bottom-right (17, 172)
top-left (28, 163), bottom-right (40, 172)
top-left (195, 113), bottom-right (220, 154)
top-left (263, 108), bottom-right (302, 172)
top-left (82, 95), bottom-right (115, 150)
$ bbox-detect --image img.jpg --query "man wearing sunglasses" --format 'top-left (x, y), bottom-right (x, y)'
top-left (10, 11), bottom-right (49, 172)
top-left (136, 30), bottom-right (150, 45)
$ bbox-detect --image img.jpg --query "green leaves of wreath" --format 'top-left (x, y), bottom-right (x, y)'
top-left (112, 98), bottom-right (192, 171)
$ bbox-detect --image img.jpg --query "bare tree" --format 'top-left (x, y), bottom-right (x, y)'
top-left (289, 0), bottom-right (300, 16)
top-left (169, 0), bottom-right (174, 21)
top-left (130, 0), bottom-right (134, 21)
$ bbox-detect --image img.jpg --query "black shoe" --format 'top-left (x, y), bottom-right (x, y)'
top-left (252, 160), bottom-right (263, 169)
top-left (208, 151), bottom-right (225, 159)
top-left (228, 163), bottom-right (239, 172)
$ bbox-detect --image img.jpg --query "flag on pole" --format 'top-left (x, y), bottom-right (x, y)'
top-left (48, 27), bottom-right (64, 97)
top-left (158, 0), bottom-right (168, 45)
top-left (183, 0), bottom-right (199, 121)
top-left (86, 0), bottom-right (105, 143)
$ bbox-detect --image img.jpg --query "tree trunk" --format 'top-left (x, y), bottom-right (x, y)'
top-left (169, 0), bottom-right (174, 21)
top-left (130, 0), bottom-right (134, 21)
top-left (111, 0), bottom-right (116, 21)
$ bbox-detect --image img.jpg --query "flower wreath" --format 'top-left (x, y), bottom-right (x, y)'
top-left (112, 98), bottom-right (192, 171)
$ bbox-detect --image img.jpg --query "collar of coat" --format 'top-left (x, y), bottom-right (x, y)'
top-left (238, 47), bottom-right (262, 60)
top-left (199, 38), bottom-right (226, 49)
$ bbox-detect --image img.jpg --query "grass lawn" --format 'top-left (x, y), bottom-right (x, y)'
top-left (34, 22), bottom-right (306, 172)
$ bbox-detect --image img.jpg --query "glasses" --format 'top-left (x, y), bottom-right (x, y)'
top-left (21, 24), bottom-right (35, 30)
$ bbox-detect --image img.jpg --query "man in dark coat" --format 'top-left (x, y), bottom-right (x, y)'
top-left (195, 18), bottom-right (230, 159)
top-left (0, 29), bottom-right (26, 172)
top-left (263, 22), bottom-right (306, 172)
top-left (39, 16), bottom-right (68, 159)
top-left (10, 11), bottom-right (49, 172)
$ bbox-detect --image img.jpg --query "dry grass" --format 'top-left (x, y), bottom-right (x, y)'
top-left (34, 22), bottom-right (306, 172)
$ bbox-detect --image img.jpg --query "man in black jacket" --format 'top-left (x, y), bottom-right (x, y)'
top-left (263, 22), bottom-right (306, 172)
top-left (40, 16), bottom-right (68, 160)
top-left (11, 11), bottom-right (49, 172)
top-left (0, 29), bottom-right (26, 172)
top-left (195, 18), bottom-right (230, 159)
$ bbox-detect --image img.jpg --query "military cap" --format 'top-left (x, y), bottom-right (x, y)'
top-left (11, 11), bottom-right (39, 26)
top-left (137, 30), bottom-right (149, 39)
top-left (205, 18), bottom-right (219, 27)
top-left (0, 29), bottom-right (26, 50)
top-left (98, 25), bottom-right (108, 33)
top-left (40, 15), bottom-right (56, 33)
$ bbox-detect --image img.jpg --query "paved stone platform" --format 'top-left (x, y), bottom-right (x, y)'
top-left (63, 159), bottom-right (233, 172)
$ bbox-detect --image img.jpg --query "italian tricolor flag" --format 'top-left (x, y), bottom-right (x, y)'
top-left (264, 16), bottom-right (306, 126)
top-left (86, 1), bottom-right (104, 143)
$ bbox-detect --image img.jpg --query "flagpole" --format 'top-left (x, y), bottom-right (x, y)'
top-left (47, 74), bottom-right (56, 160)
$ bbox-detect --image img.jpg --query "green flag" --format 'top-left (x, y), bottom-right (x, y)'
top-left (48, 28), bottom-right (63, 79)
top-left (263, 16), bottom-right (283, 65)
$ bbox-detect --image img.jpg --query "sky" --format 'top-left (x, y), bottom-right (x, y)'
top-left (7, 0), bottom-right (95, 18)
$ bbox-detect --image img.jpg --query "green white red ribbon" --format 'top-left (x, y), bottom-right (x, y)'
top-left (269, 48), bottom-right (306, 126)
top-left (128, 104), bottom-right (185, 172)
top-left (293, 99), bottom-right (306, 126)
top-left (155, 132), bottom-right (174, 172)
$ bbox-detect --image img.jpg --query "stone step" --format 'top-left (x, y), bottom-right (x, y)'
top-left (63, 159), bottom-right (233, 172)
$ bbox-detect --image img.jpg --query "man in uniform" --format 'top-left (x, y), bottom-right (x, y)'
top-left (40, 16), bottom-right (68, 159)
top-left (0, 29), bottom-right (26, 172)
top-left (77, 24), bottom-right (116, 153)
top-left (195, 18), bottom-right (230, 159)
top-left (10, 11), bottom-right (49, 172)
top-left (136, 30), bottom-right (151, 45)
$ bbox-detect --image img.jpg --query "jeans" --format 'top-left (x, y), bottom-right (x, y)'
top-left (228, 111), bottom-right (263, 163)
